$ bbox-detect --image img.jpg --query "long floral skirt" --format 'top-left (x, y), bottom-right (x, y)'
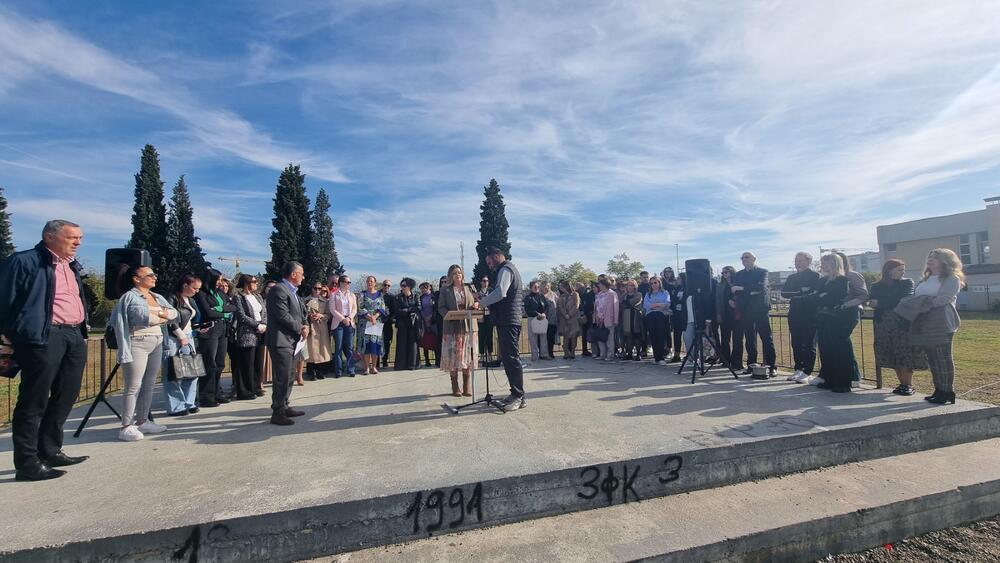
top-left (440, 332), bottom-right (479, 371)
top-left (875, 311), bottom-right (928, 370)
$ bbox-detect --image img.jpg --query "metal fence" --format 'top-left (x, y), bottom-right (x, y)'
top-left (1, 314), bottom-right (882, 427)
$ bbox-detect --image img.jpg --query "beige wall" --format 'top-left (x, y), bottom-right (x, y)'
top-left (884, 236), bottom-right (961, 279)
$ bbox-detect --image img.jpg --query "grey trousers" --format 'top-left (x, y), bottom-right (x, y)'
top-left (122, 334), bottom-right (163, 427)
top-left (270, 345), bottom-right (295, 413)
top-left (922, 334), bottom-right (956, 393)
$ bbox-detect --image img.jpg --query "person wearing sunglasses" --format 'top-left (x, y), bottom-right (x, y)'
top-left (109, 265), bottom-right (178, 441)
top-left (304, 282), bottom-right (333, 379)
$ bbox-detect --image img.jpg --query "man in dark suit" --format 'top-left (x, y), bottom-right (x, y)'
top-left (0, 220), bottom-right (90, 481)
top-left (266, 261), bottom-right (309, 426)
top-left (731, 251), bottom-right (777, 377)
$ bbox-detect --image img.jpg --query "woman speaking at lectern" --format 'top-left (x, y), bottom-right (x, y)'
top-left (437, 265), bottom-right (480, 397)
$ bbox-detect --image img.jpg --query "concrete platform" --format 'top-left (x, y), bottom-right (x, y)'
top-left (312, 439), bottom-right (1000, 562)
top-left (1, 359), bottom-right (998, 562)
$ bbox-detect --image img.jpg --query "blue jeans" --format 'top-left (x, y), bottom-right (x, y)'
top-left (333, 324), bottom-right (356, 375)
top-left (164, 377), bottom-right (198, 414)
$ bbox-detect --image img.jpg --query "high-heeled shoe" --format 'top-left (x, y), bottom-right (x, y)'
top-left (926, 392), bottom-right (956, 405)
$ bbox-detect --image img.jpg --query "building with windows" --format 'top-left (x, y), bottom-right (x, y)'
top-left (845, 251), bottom-right (882, 274)
top-left (877, 196), bottom-right (998, 310)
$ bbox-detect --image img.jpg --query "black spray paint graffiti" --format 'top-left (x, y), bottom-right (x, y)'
top-left (173, 524), bottom-right (231, 563)
top-left (405, 483), bottom-right (484, 534)
top-left (576, 455), bottom-right (683, 505)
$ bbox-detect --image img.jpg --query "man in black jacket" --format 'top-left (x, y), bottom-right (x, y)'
top-left (781, 252), bottom-right (822, 382)
top-left (266, 262), bottom-right (309, 426)
top-left (479, 247), bottom-right (526, 411)
top-left (380, 280), bottom-right (395, 369)
top-left (732, 251), bottom-right (777, 376)
top-left (0, 220), bottom-right (89, 481)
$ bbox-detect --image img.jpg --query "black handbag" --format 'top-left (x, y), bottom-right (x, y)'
top-left (103, 325), bottom-right (118, 350)
top-left (587, 325), bottom-right (609, 343)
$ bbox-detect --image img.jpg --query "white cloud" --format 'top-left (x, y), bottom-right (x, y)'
top-left (0, 7), bottom-right (348, 183)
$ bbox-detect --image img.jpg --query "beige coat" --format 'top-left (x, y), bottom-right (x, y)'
top-left (557, 291), bottom-right (581, 338)
top-left (437, 284), bottom-right (480, 336)
top-left (304, 296), bottom-right (333, 363)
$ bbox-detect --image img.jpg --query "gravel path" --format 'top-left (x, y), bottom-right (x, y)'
top-left (819, 516), bottom-right (1000, 562)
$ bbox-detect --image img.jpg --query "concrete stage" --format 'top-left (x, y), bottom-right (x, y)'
top-left (1, 359), bottom-right (998, 562)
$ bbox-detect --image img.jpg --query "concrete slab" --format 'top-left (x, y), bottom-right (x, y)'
top-left (0, 359), bottom-right (997, 561)
top-left (326, 438), bottom-right (1000, 563)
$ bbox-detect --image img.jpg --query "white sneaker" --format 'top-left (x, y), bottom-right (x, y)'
top-left (851, 381), bottom-right (861, 389)
top-left (787, 370), bottom-right (802, 381)
top-left (794, 371), bottom-right (812, 383)
top-left (119, 425), bottom-right (144, 442)
top-left (138, 421), bottom-right (167, 434)
top-left (809, 376), bottom-right (825, 386)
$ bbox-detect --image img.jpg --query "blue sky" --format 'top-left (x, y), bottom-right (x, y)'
top-left (2, 1), bottom-right (1000, 282)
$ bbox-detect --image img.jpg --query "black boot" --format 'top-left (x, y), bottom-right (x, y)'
top-left (926, 391), bottom-right (956, 405)
top-left (924, 389), bottom-right (942, 402)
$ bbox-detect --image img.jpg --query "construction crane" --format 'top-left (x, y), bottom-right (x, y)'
top-left (215, 255), bottom-right (267, 277)
top-left (818, 247), bottom-right (874, 255)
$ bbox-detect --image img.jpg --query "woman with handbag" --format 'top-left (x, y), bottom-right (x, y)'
top-left (194, 269), bottom-right (236, 408)
top-left (419, 282), bottom-right (438, 367)
top-left (594, 278), bottom-right (619, 361)
top-left (303, 282), bottom-right (333, 380)
top-left (906, 249), bottom-right (964, 405)
top-left (357, 275), bottom-right (388, 375)
top-left (557, 280), bottom-right (582, 359)
top-left (524, 281), bottom-right (551, 362)
top-left (437, 265), bottom-right (481, 396)
top-left (164, 274), bottom-right (203, 416)
top-left (110, 265), bottom-right (178, 441)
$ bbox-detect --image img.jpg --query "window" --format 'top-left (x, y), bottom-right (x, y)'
top-left (978, 231), bottom-right (990, 263)
top-left (884, 243), bottom-right (897, 252)
top-left (960, 234), bottom-right (972, 265)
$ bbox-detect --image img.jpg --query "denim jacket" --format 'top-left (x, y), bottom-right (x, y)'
top-left (110, 288), bottom-right (178, 364)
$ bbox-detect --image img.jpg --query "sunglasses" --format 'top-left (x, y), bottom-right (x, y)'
top-left (139, 272), bottom-right (158, 279)
top-left (313, 286), bottom-right (324, 290)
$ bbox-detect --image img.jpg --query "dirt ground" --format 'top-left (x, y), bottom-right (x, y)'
top-left (819, 516), bottom-right (1000, 562)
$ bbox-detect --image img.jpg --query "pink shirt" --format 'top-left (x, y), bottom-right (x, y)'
top-left (49, 249), bottom-right (85, 325)
top-left (595, 290), bottom-right (619, 326)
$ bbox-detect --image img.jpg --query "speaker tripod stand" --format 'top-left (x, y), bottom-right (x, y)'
top-left (677, 323), bottom-right (739, 383)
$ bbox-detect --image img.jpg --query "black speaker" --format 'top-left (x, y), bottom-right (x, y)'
top-left (104, 248), bottom-right (151, 299)
top-left (684, 258), bottom-right (713, 295)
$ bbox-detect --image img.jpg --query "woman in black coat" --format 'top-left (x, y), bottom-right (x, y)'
top-left (393, 278), bottom-right (422, 370)
top-left (814, 254), bottom-right (854, 393)
top-left (193, 268), bottom-right (237, 407)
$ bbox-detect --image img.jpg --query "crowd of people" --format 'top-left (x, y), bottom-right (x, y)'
top-left (0, 219), bottom-right (967, 481)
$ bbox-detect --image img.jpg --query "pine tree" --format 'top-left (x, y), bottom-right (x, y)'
top-left (0, 186), bottom-right (14, 260)
top-left (308, 188), bottom-right (343, 283)
top-left (267, 164), bottom-right (313, 280)
top-left (127, 144), bottom-right (169, 274)
top-left (163, 175), bottom-right (207, 290)
top-left (473, 178), bottom-right (512, 284)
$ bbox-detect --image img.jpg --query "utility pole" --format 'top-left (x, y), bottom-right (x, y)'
top-left (460, 242), bottom-right (465, 275)
top-left (675, 244), bottom-right (680, 271)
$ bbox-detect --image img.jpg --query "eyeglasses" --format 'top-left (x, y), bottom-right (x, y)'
top-left (139, 273), bottom-right (158, 279)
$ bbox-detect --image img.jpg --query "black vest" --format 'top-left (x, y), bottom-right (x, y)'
top-left (489, 261), bottom-right (523, 326)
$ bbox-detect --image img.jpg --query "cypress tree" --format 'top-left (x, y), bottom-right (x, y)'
top-left (163, 175), bottom-right (207, 290)
top-left (127, 144), bottom-right (169, 274)
top-left (473, 178), bottom-right (512, 284)
top-left (309, 188), bottom-right (343, 283)
top-left (267, 164), bottom-right (312, 280)
top-left (0, 186), bottom-right (14, 260)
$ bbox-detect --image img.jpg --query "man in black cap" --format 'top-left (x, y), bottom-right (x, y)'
top-left (477, 247), bottom-right (526, 411)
